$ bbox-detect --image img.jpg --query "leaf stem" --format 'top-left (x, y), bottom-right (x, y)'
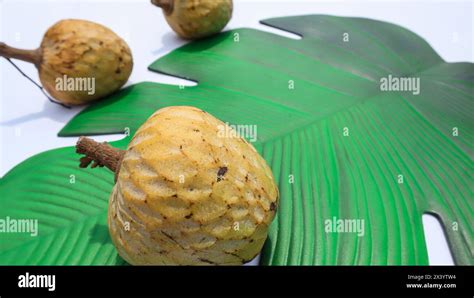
top-left (151, 0), bottom-right (174, 15)
top-left (0, 42), bottom-right (41, 66)
top-left (76, 137), bottom-right (125, 182)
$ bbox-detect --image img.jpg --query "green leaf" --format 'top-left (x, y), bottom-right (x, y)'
top-left (0, 138), bottom-right (129, 265)
top-left (1, 15), bottom-right (472, 265)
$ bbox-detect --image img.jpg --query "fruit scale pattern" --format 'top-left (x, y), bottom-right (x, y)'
top-left (108, 106), bottom-right (279, 265)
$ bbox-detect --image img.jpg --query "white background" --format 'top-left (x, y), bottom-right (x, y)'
top-left (1, 0), bottom-right (472, 265)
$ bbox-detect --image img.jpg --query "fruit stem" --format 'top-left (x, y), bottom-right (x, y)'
top-left (76, 137), bottom-right (126, 182)
top-left (151, 0), bottom-right (174, 14)
top-left (0, 42), bottom-right (41, 66)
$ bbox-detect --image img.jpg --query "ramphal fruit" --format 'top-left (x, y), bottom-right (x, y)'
top-left (0, 19), bottom-right (133, 106)
top-left (151, 0), bottom-right (232, 39)
top-left (76, 106), bottom-right (278, 265)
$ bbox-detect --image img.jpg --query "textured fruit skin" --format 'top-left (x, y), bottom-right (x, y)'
top-left (163, 0), bottom-right (232, 39)
top-left (108, 106), bottom-right (278, 265)
top-left (39, 19), bottom-right (133, 105)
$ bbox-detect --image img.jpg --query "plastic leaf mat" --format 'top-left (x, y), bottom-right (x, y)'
top-left (0, 15), bottom-right (472, 265)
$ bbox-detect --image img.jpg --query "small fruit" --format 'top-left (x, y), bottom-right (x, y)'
top-left (76, 106), bottom-right (278, 265)
top-left (152, 0), bottom-right (232, 39)
top-left (0, 19), bottom-right (133, 106)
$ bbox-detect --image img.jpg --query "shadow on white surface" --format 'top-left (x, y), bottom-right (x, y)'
top-left (151, 31), bottom-right (186, 57)
top-left (0, 99), bottom-right (82, 126)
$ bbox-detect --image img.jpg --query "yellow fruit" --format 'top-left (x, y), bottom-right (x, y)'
top-left (76, 106), bottom-right (279, 265)
top-left (0, 19), bottom-right (133, 106)
top-left (152, 0), bottom-right (232, 39)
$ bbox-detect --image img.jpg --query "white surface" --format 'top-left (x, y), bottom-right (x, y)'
top-left (1, 0), bottom-right (472, 265)
top-left (422, 214), bottom-right (455, 265)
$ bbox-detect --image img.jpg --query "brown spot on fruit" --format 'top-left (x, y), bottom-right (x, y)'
top-left (217, 166), bottom-right (228, 181)
top-left (270, 202), bottom-right (276, 211)
top-left (198, 258), bottom-right (216, 265)
top-left (217, 166), bottom-right (228, 176)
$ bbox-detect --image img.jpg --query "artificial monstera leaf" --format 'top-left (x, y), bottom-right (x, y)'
top-left (0, 15), bottom-right (472, 265)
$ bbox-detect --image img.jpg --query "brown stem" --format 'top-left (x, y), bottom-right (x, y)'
top-left (151, 0), bottom-right (174, 14)
top-left (76, 136), bottom-right (126, 182)
top-left (0, 42), bottom-right (41, 66)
